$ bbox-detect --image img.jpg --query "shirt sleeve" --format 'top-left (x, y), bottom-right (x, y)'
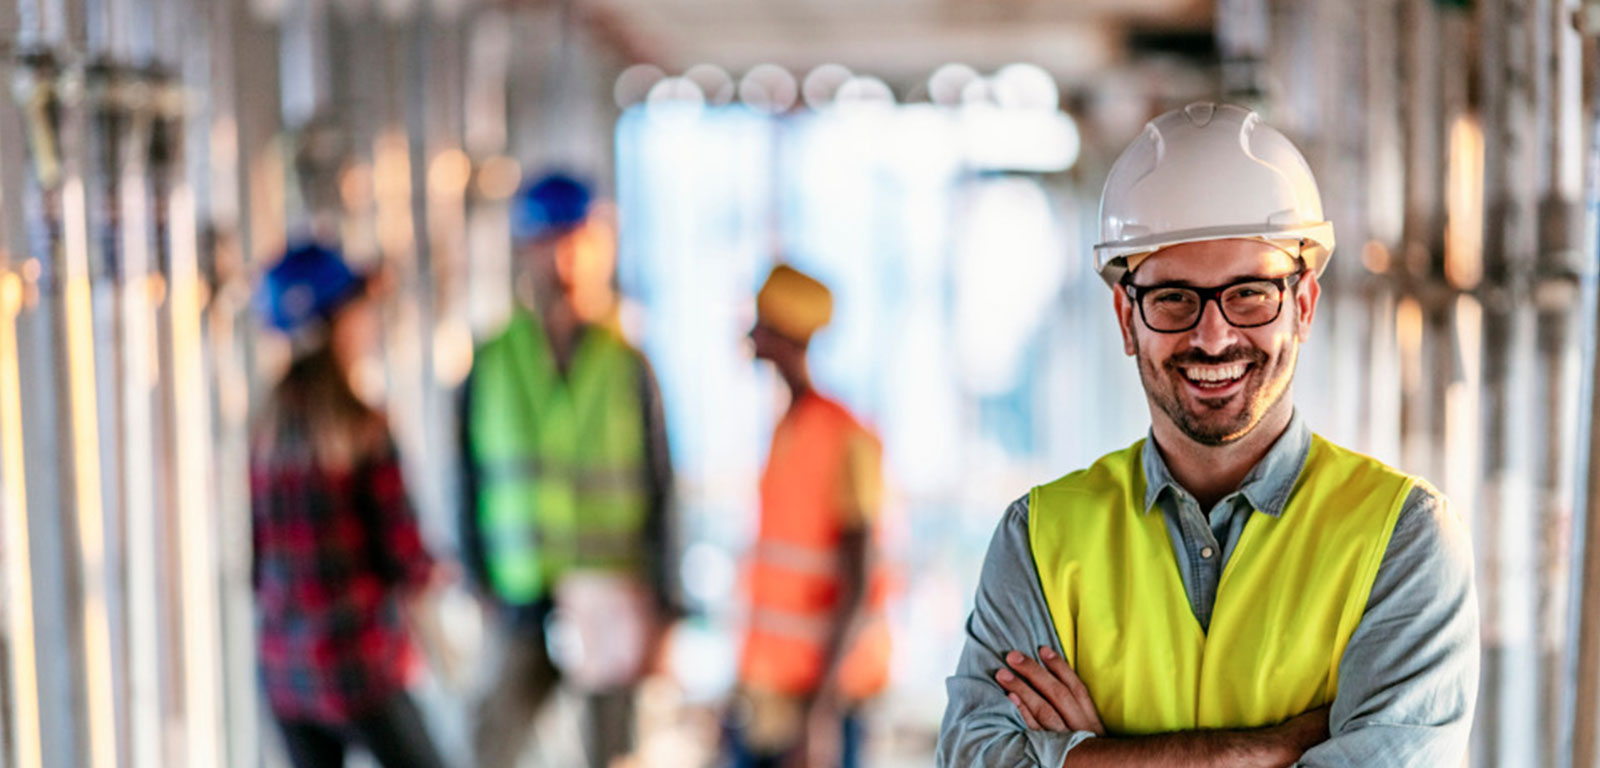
top-left (937, 496), bottom-right (1098, 768)
top-left (362, 428), bottom-right (436, 592)
top-left (836, 429), bottom-right (884, 531)
top-left (455, 372), bottom-right (492, 594)
top-left (636, 351), bottom-right (684, 619)
top-left (1295, 483), bottom-right (1479, 767)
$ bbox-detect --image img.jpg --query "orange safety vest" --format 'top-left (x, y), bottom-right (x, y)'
top-left (740, 393), bottom-right (890, 701)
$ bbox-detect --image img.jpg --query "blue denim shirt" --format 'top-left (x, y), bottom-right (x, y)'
top-left (937, 412), bottom-right (1480, 767)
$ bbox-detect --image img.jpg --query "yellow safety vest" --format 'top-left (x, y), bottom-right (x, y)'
top-left (470, 308), bottom-right (649, 605)
top-left (1029, 434), bottom-right (1414, 734)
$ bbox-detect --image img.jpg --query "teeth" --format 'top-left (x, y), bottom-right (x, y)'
top-left (1183, 363), bottom-right (1247, 383)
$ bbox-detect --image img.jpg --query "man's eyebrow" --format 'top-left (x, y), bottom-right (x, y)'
top-left (1128, 274), bottom-right (1279, 289)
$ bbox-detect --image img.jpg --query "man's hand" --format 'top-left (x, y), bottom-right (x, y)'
top-left (643, 613), bottom-right (673, 676)
top-left (790, 690), bottom-right (843, 768)
top-left (994, 647), bottom-right (1105, 735)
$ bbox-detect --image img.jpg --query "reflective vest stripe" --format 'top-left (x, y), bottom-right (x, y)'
top-left (749, 607), bottom-right (835, 641)
top-left (751, 539), bottom-right (841, 576)
top-left (478, 458), bottom-right (649, 494)
top-left (749, 606), bottom-right (889, 642)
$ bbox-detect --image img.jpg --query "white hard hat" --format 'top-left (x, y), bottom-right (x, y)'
top-left (1092, 102), bottom-right (1334, 286)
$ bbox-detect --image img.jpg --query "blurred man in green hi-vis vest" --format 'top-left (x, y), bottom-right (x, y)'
top-left (458, 170), bottom-right (679, 768)
top-left (938, 103), bottom-right (1479, 767)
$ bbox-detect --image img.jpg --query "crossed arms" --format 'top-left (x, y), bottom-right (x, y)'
top-left (994, 644), bottom-right (1328, 767)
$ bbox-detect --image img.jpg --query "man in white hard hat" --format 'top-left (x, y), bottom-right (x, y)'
top-left (936, 103), bottom-right (1478, 766)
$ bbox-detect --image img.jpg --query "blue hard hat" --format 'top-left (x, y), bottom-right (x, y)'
top-left (511, 171), bottom-right (593, 243)
top-left (257, 241), bottom-right (365, 333)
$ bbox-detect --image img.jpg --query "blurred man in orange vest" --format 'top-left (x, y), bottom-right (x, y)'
top-left (729, 264), bottom-right (891, 768)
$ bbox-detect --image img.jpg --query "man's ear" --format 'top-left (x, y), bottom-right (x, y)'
top-left (1294, 270), bottom-right (1321, 343)
top-left (1113, 286), bottom-right (1138, 356)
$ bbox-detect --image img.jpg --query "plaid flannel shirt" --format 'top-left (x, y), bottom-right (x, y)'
top-left (250, 433), bottom-right (435, 724)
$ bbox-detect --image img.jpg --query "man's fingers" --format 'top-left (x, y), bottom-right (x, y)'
top-left (1037, 647), bottom-right (1088, 697)
top-left (995, 667), bottom-right (1067, 731)
top-left (1008, 693), bottom-right (1043, 729)
top-left (1005, 651), bottom-right (1092, 730)
top-left (1038, 647), bottom-right (1105, 735)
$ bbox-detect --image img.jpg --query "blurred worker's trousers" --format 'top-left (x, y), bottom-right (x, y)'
top-left (473, 626), bottom-right (636, 768)
top-left (723, 708), bottom-right (863, 768)
top-left (276, 692), bottom-right (446, 768)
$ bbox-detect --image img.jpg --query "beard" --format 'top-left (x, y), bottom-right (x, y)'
top-left (1135, 328), bottom-right (1298, 447)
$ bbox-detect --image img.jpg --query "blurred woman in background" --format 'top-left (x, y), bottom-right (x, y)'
top-left (249, 242), bottom-right (448, 768)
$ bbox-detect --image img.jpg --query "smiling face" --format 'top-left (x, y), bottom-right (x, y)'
top-left (1113, 238), bottom-right (1320, 446)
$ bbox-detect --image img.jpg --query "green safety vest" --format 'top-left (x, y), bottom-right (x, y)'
top-left (1029, 434), bottom-right (1415, 734)
top-left (470, 308), bottom-right (649, 605)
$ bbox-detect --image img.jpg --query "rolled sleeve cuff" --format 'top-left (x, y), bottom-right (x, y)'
top-left (1030, 729), bottom-right (1098, 766)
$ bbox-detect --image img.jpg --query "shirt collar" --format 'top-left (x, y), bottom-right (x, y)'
top-left (1140, 410), bottom-right (1311, 517)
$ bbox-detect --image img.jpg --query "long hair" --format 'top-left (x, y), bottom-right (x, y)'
top-left (252, 340), bottom-right (383, 474)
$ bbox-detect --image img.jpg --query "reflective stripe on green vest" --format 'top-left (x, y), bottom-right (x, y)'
top-left (1029, 434), bottom-right (1414, 734)
top-left (470, 308), bottom-right (649, 604)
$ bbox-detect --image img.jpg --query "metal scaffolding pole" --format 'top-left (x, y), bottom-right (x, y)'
top-left (1398, 0), bottom-right (1451, 487)
top-left (1534, 0), bottom-right (1587, 758)
top-left (1561, 3), bottom-right (1600, 765)
top-left (84, 0), bottom-right (166, 757)
top-left (12, 0), bottom-right (134, 755)
top-left (405, 5), bottom-right (442, 537)
top-left (1361, 0), bottom-right (1407, 467)
top-left (1303, 0), bottom-right (1376, 452)
top-left (463, 7), bottom-right (514, 337)
top-left (193, 2), bottom-right (270, 765)
top-left (418, 3), bottom-right (470, 542)
top-left (1480, 0), bottom-right (1546, 763)
top-left (1217, 0), bottom-right (1270, 108)
top-left (0, 6), bottom-right (46, 765)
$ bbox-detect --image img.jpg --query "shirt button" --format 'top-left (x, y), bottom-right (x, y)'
top-left (1201, 546), bottom-right (1215, 559)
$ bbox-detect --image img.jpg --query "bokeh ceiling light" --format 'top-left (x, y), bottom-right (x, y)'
top-left (475, 155), bottom-right (522, 200)
top-left (738, 64), bottom-right (798, 114)
top-left (960, 78), bottom-right (996, 106)
top-left (992, 63), bottom-right (1059, 112)
top-left (684, 64), bottom-right (736, 106)
top-left (427, 148), bottom-right (472, 199)
top-left (378, 0), bottom-right (417, 22)
top-left (960, 108), bottom-right (1081, 172)
top-left (928, 63), bottom-right (980, 106)
top-left (249, 0), bottom-right (288, 21)
top-left (647, 76), bottom-right (707, 108)
top-left (339, 162), bottom-right (374, 211)
top-left (614, 64), bottom-right (666, 109)
top-left (802, 63), bottom-right (854, 110)
top-left (432, 0), bottom-right (471, 20)
top-left (835, 76), bottom-right (896, 107)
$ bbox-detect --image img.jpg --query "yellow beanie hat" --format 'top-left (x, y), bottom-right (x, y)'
top-left (757, 265), bottom-right (833, 343)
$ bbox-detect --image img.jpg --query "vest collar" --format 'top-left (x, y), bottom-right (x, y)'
top-left (1139, 410), bottom-right (1311, 517)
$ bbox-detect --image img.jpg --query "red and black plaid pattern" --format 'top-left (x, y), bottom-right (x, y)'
top-left (250, 437), bottom-right (435, 724)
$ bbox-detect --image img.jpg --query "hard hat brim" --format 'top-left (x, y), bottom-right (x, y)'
top-left (1093, 221), bottom-right (1335, 287)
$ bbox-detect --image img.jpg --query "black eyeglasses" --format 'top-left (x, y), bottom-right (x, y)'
top-left (1123, 271), bottom-right (1305, 333)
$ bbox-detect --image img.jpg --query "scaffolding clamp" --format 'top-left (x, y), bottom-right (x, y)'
top-left (10, 49), bottom-right (66, 191)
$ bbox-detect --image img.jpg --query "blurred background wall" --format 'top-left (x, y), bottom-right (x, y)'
top-left (0, 0), bottom-right (1598, 766)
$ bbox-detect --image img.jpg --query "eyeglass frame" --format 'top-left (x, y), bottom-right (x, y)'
top-left (1120, 270), bottom-right (1308, 334)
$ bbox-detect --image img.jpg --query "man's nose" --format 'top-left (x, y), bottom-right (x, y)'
top-left (1188, 298), bottom-right (1238, 355)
